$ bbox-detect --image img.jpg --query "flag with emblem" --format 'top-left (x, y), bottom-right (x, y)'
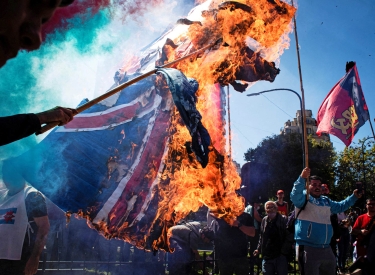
top-left (316, 63), bottom-right (369, 146)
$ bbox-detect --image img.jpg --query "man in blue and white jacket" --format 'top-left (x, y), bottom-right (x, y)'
top-left (291, 167), bottom-right (362, 275)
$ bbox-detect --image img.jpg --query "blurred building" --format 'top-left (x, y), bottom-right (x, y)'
top-left (280, 110), bottom-right (330, 143)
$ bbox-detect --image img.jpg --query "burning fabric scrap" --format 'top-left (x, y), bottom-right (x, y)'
top-left (165, 0), bottom-right (296, 91)
top-left (3, 0), bottom-right (296, 252)
top-left (156, 68), bottom-right (211, 168)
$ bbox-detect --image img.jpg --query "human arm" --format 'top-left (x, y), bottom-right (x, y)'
top-left (0, 114), bottom-right (41, 146)
top-left (232, 219), bottom-right (255, 237)
top-left (36, 107), bottom-right (77, 126)
top-left (290, 167), bottom-right (310, 208)
top-left (351, 216), bottom-right (369, 236)
top-left (253, 203), bottom-right (263, 223)
top-left (235, 212), bottom-right (256, 237)
top-left (329, 190), bottom-right (361, 214)
top-left (253, 218), bottom-right (265, 256)
top-left (0, 107), bottom-right (76, 146)
top-left (280, 216), bottom-right (294, 256)
top-left (24, 215), bottom-right (50, 275)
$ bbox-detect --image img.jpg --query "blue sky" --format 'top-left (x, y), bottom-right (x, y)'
top-left (230, 0), bottom-right (375, 165)
top-left (0, 0), bottom-right (374, 168)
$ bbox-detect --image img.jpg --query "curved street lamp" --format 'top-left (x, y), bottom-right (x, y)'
top-left (247, 88), bottom-right (305, 167)
top-left (361, 136), bottom-right (375, 197)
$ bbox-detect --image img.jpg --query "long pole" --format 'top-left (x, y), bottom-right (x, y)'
top-left (361, 136), bottom-right (374, 199)
top-left (291, 0), bottom-right (309, 198)
top-left (369, 115), bottom-right (375, 139)
top-left (247, 88), bottom-right (305, 167)
top-left (227, 86), bottom-right (232, 158)
top-left (36, 39), bottom-right (221, 135)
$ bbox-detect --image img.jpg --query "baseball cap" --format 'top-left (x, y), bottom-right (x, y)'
top-left (277, 190), bottom-right (284, 194)
top-left (59, 0), bottom-right (75, 7)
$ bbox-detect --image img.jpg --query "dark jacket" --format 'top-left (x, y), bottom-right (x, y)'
top-left (257, 212), bottom-right (293, 257)
top-left (0, 114), bottom-right (41, 146)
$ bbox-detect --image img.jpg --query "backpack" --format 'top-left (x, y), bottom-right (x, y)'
top-left (286, 199), bottom-right (308, 233)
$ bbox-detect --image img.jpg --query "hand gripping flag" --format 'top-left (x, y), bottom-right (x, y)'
top-left (316, 63), bottom-right (369, 146)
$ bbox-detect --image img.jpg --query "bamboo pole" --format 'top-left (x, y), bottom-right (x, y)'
top-left (291, 0), bottom-right (309, 199)
top-left (37, 39), bottom-right (221, 135)
top-left (227, 85), bottom-right (232, 158)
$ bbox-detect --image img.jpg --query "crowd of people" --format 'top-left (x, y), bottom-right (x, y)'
top-left (167, 168), bottom-right (372, 275)
top-left (166, 170), bottom-right (372, 275)
top-left (0, 2), bottom-right (375, 275)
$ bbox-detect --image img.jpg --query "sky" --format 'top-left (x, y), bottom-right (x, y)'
top-left (230, 0), bottom-right (375, 166)
top-left (0, 0), bottom-right (374, 169)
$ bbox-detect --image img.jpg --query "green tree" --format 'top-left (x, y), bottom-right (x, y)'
top-left (335, 137), bottom-right (375, 204)
top-left (243, 133), bottom-right (336, 202)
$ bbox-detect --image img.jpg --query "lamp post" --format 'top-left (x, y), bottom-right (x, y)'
top-left (361, 136), bottom-right (375, 197)
top-left (247, 88), bottom-right (305, 167)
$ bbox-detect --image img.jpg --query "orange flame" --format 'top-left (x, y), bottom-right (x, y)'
top-left (80, 0), bottom-right (296, 251)
top-left (147, 0), bottom-right (295, 251)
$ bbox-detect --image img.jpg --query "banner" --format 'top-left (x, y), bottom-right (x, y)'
top-left (317, 63), bottom-right (369, 146)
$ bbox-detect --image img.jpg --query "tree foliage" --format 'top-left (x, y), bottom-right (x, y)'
top-left (335, 137), bottom-right (375, 205)
top-left (243, 133), bottom-right (336, 202)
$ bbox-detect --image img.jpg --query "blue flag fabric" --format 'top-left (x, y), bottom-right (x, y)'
top-left (156, 68), bottom-right (211, 167)
top-left (3, 68), bottom-right (213, 249)
top-left (11, 77), bottom-right (166, 214)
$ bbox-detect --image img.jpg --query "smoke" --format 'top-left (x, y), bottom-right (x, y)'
top-left (0, 0), bottom-right (195, 161)
top-left (42, 0), bottom-right (173, 38)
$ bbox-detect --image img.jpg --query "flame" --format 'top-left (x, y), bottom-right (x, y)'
top-left (77, 0), bottom-right (296, 251)
top-left (147, 0), bottom-right (295, 251)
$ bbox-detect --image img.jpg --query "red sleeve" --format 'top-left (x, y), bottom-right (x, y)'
top-left (353, 216), bottom-right (363, 231)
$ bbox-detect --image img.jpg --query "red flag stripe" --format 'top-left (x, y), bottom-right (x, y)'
top-left (107, 109), bottom-right (170, 230)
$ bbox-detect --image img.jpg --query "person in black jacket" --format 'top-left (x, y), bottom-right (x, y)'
top-left (0, 108), bottom-right (77, 146)
top-left (208, 210), bottom-right (255, 275)
top-left (0, 0), bottom-right (77, 146)
top-left (254, 201), bottom-right (293, 275)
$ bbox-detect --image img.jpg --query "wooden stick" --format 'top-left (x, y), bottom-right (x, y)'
top-left (36, 39), bottom-right (221, 135)
top-left (291, 0), bottom-right (309, 199)
top-left (369, 114), bottom-right (375, 140)
top-left (227, 85), bottom-right (232, 158)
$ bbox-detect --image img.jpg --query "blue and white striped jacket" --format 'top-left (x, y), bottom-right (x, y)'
top-left (290, 176), bottom-right (357, 248)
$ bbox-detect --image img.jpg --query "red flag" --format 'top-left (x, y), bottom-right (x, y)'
top-left (316, 63), bottom-right (369, 146)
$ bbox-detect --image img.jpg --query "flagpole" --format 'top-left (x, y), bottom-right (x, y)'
top-left (291, 0), bottom-right (309, 199)
top-left (370, 116), bottom-right (375, 139)
top-left (36, 39), bottom-right (222, 135)
top-left (227, 85), bottom-right (232, 158)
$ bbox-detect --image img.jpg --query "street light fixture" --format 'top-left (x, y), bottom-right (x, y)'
top-left (361, 136), bottom-right (375, 197)
top-left (247, 88), bottom-right (305, 167)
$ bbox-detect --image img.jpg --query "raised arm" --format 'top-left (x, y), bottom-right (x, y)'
top-left (329, 190), bottom-right (361, 214)
top-left (290, 167), bottom-right (310, 208)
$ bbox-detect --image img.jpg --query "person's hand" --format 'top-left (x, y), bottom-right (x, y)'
top-left (24, 255), bottom-right (40, 275)
top-left (361, 229), bottom-right (369, 236)
top-left (36, 106), bottom-right (77, 126)
top-left (253, 250), bottom-right (259, 256)
top-left (300, 167), bottom-right (310, 179)
top-left (353, 189), bottom-right (363, 199)
top-left (232, 219), bottom-right (240, 227)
